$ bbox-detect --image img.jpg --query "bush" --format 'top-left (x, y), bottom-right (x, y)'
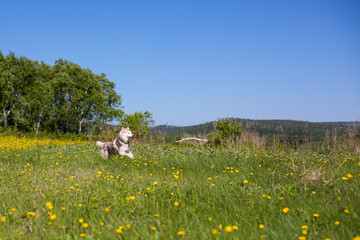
top-left (207, 118), bottom-right (243, 148)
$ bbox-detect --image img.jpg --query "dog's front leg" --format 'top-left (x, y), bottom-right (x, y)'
top-left (127, 152), bottom-right (134, 159)
top-left (102, 149), bottom-right (109, 159)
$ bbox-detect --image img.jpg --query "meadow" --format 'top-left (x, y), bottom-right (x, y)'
top-left (0, 136), bottom-right (359, 239)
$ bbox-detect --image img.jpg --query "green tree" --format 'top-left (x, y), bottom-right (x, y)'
top-left (0, 52), bottom-right (36, 129)
top-left (52, 59), bottom-right (123, 133)
top-left (207, 118), bottom-right (243, 148)
top-left (118, 111), bottom-right (154, 139)
top-left (22, 62), bottom-right (54, 134)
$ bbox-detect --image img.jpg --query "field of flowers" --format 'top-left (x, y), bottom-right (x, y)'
top-left (0, 136), bottom-right (359, 239)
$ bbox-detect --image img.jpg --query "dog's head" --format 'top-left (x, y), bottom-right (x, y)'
top-left (119, 127), bottom-right (133, 139)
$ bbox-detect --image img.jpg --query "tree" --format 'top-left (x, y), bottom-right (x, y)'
top-left (207, 118), bottom-right (243, 148)
top-left (0, 52), bottom-right (123, 134)
top-left (118, 111), bottom-right (154, 139)
top-left (22, 62), bottom-right (54, 134)
top-left (52, 59), bottom-right (123, 133)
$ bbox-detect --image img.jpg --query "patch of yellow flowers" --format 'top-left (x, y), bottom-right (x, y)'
top-left (0, 136), bottom-right (87, 152)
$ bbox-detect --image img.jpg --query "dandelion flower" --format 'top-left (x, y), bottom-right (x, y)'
top-left (335, 221), bottom-right (340, 225)
top-left (301, 225), bottom-right (308, 229)
top-left (45, 202), bottom-right (53, 209)
top-left (26, 212), bottom-right (36, 218)
top-left (150, 226), bottom-right (156, 230)
top-left (243, 180), bottom-right (248, 184)
top-left (116, 226), bottom-right (125, 234)
top-left (283, 207), bottom-right (290, 213)
top-left (0, 217), bottom-right (6, 222)
top-left (79, 218), bottom-right (84, 223)
top-left (49, 215), bottom-right (56, 220)
top-left (259, 224), bottom-right (264, 229)
top-left (211, 229), bottom-right (219, 235)
top-left (153, 181), bottom-right (158, 186)
top-left (344, 209), bottom-right (350, 214)
top-left (105, 207), bottom-right (110, 212)
top-left (313, 213), bottom-right (319, 218)
top-left (174, 202), bottom-right (179, 207)
top-left (177, 231), bottom-right (185, 236)
top-left (225, 225), bottom-right (233, 232)
top-left (80, 233), bottom-right (87, 237)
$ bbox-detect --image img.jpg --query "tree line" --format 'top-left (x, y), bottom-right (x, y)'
top-left (0, 51), bottom-right (123, 135)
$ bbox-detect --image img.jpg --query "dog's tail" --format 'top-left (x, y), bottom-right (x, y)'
top-left (96, 141), bottom-right (104, 148)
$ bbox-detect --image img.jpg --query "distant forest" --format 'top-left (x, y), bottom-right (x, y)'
top-left (154, 118), bottom-right (360, 146)
top-left (0, 51), bottom-right (123, 135)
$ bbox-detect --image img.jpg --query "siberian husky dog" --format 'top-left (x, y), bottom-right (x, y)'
top-left (96, 127), bottom-right (134, 159)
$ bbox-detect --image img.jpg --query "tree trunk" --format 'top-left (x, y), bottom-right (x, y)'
top-left (2, 108), bottom-right (7, 128)
top-left (79, 119), bottom-right (83, 133)
top-left (36, 110), bottom-right (43, 135)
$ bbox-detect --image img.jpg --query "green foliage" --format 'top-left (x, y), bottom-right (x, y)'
top-left (0, 51), bottom-right (123, 134)
top-left (119, 111), bottom-right (154, 138)
top-left (207, 118), bottom-right (243, 148)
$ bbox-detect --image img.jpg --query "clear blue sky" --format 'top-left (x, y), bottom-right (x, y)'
top-left (1, 0), bottom-right (359, 126)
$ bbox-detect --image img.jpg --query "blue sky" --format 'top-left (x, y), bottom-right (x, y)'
top-left (1, 0), bottom-right (359, 126)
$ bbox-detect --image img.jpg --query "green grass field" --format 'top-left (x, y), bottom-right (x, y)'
top-left (0, 138), bottom-right (359, 239)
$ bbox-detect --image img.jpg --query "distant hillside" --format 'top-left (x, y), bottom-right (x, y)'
top-left (154, 118), bottom-right (359, 144)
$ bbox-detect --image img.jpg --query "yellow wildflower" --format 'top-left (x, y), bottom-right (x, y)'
top-left (177, 231), bottom-right (185, 236)
top-left (225, 225), bottom-right (233, 232)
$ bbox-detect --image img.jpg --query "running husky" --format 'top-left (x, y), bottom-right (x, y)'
top-left (96, 127), bottom-right (134, 159)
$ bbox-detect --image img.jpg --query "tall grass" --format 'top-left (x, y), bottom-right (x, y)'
top-left (0, 137), bottom-right (359, 239)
